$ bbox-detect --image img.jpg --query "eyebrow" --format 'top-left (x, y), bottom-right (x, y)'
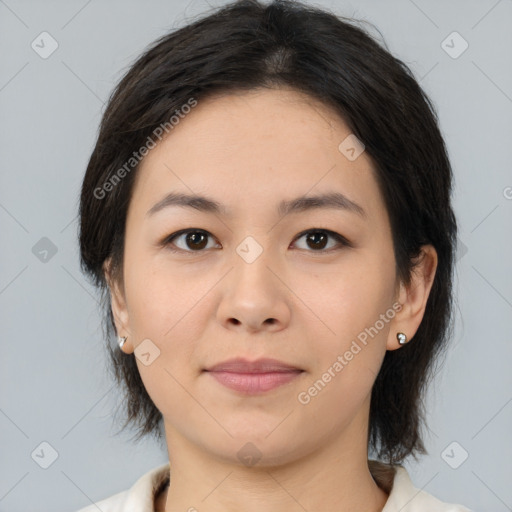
top-left (146, 191), bottom-right (366, 219)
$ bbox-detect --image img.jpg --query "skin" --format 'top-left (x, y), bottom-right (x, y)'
top-left (105, 87), bottom-right (437, 512)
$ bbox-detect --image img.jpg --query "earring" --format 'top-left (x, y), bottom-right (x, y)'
top-left (397, 332), bottom-right (408, 345)
top-left (118, 336), bottom-right (127, 349)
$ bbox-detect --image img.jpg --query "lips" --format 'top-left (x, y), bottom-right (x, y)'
top-left (204, 357), bottom-right (304, 394)
top-left (204, 357), bottom-right (302, 373)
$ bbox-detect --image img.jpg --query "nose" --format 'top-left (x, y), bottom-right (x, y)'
top-left (216, 245), bottom-right (291, 334)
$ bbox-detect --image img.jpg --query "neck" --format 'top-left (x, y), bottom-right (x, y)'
top-left (157, 462), bottom-right (392, 512)
top-left (158, 418), bottom-right (391, 512)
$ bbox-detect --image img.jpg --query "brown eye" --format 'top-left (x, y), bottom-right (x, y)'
top-left (184, 231), bottom-right (208, 250)
top-left (163, 228), bottom-right (351, 254)
top-left (293, 229), bottom-right (351, 252)
top-left (305, 231), bottom-right (328, 250)
top-left (165, 230), bottom-right (218, 252)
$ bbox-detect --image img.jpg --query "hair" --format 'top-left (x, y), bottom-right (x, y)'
top-left (79, 0), bottom-right (457, 464)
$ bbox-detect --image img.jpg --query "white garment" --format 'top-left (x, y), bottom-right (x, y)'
top-left (75, 463), bottom-right (471, 512)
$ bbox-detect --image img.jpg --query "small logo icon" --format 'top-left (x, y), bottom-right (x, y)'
top-left (32, 237), bottom-right (58, 263)
top-left (31, 31), bottom-right (59, 59)
top-left (338, 134), bottom-right (365, 161)
top-left (134, 338), bottom-right (161, 366)
top-left (236, 236), bottom-right (263, 264)
top-left (441, 32), bottom-right (468, 59)
top-left (31, 441), bottom-right (59, 469)
top-left (441, 441), bottom-right (469, 469)
top-left (455, 238), bottom-right (468, 262)
top-left (237, 442), bottom-right (262, 467)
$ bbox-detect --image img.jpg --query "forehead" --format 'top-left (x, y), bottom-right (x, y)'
top-left (129, 87), bottom-right (384, 225)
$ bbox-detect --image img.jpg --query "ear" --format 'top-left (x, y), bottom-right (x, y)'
top-left (103, 257), bottom-right (133, 353)
top-left (387, 244), bottom-right (438, 351)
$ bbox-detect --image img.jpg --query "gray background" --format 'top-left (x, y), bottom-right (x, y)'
top-left (1, 0), bottom-right (511, 511)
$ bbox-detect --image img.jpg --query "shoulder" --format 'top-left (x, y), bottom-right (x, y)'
top-left (382, 466), bottom-right (472, 512)
top-left (72, 463), bottom-right (170, 512)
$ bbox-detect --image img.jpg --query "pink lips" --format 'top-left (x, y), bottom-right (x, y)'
top-left (204, 358), bottom-right (303, 394)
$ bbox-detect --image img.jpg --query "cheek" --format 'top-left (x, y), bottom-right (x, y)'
top-left (122, 263), bottom-right (208, 419)
top-left (300, 253), bottom-right (395, 395)
top-left (303, 255), bottom-right (395, 339)
top-left (126, 263), bottom-right (210, 416)
top-left (124, 249), bottom-right (206, 336)
top-left (296, 271), bottom-right (393, 428)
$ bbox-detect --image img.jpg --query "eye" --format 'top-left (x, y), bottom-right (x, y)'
top-left (163, 229), bottom-right (220, 252)
top-left (292, 229), bottom-right (352, 252)
top-left (162, 228), bottom-right (351, 253)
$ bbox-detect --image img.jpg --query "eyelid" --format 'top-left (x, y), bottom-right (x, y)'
top-left (292, 228), bottom-right (353, 250)
top-left (162, 228), bottom-right (352, 253)
top-left (163, 229), bottom-right (219, 252)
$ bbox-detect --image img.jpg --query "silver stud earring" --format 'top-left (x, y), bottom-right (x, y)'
top-left (397, 332), bottom-right (408, 345)
top-left (118, 336), bottom-right (127, 349)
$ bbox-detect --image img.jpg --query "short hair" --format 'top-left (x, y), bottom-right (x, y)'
top-left (79, 0), bottom-right (457, 464)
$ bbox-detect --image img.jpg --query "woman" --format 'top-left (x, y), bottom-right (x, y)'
top-left (76, 0), bottom-right (471, 510)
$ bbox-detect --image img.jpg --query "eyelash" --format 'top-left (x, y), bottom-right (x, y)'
top-left (162, 228), bottom-right (352, 254)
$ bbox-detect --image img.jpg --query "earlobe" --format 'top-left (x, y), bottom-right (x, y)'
top-left (387, 245), bottom-right (438, 351)
top-left (103, 258), bottom-right (132, 350)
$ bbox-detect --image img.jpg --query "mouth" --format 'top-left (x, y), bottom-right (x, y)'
top-left (203, 357), bottom-right (304, 394)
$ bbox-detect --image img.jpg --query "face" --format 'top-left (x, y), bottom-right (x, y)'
top-left (108, 87), bottom-right (434, 467)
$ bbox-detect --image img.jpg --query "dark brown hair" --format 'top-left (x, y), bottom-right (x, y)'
top-left (79, 0), bottom-right (457, 464)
